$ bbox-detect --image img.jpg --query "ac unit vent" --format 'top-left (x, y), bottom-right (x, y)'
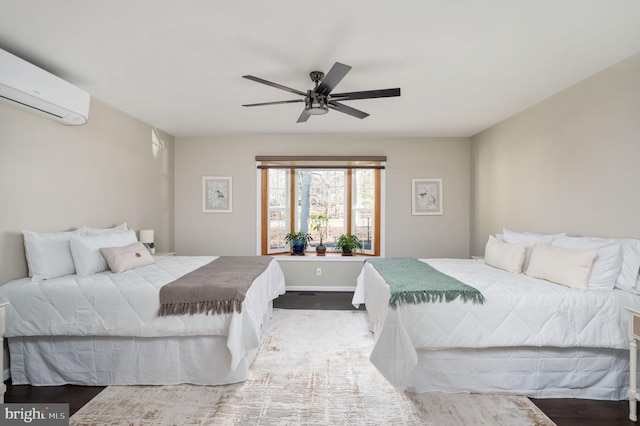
top-left (0, 48), bottom-right (90, 125)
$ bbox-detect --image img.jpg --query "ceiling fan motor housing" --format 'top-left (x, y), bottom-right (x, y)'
top-left (309, 71), bottom-right (325, 85)
top-left (305, 90), bottom-right (328, 115)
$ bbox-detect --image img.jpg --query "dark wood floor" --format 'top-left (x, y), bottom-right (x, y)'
top-left (3, 291), bottom-right (636, 424)
top-left (273, 289), bottom-right (366, 310)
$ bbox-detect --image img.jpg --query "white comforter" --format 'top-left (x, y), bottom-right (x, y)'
top-left (353, 258), bottom-right (640, 389)
top-left (0, 256), bottom-right (286, 370)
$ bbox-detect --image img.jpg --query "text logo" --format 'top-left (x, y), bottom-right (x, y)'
top-left (2, 404), bottom-right (69, 425)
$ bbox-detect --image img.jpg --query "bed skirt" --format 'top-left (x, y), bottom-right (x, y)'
top-left (8, 303), bottom-right (273, 386)
top-left (407, 346), bottom-right (632, 400)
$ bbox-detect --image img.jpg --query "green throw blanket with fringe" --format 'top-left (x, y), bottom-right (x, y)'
top-left (366, 258), bottom-right (486, 308)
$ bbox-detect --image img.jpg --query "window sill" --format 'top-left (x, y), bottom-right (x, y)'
top-left (270, 253), bottom-right (378, 262)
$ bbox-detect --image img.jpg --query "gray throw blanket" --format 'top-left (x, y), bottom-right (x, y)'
top-left (158, 256), bottom-right (273, 316)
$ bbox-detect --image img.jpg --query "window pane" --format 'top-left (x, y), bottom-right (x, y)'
top-left (294, 170), bottom-right (345, 249)
top-left (268, 210), bottom-right (287, 250)
top-left (353, 169), bottom-right (374, 208)
top-left (268, 169), bottom-right (287, 207)
top-left (353, 169), bottom-right (375, 254)
top-left (267, 169), bottom-right (289, 253)
top-left (354, 210), bottom-right (373, 251)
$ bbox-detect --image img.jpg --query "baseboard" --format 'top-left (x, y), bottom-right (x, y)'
top-left (285, 286), bottom-right (355, 292)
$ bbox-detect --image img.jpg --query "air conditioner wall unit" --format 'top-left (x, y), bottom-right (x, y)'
top-left (0, 48), bottom-right (90, 125)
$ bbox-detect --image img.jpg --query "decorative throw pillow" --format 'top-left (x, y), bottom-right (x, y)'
top-left (484, 235), bottom-right (528, 273)
top-left (525, 243), bottom-right (598, 291)
top-left (100, 242), bottom-right (155, 274)
top-left (23, 229), bottom-right (81, 279)
top-left (70, 230), bottom-right (138, 275)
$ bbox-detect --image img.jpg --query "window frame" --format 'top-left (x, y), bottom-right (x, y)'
top-left (257, 156), bottom-right (384, 257)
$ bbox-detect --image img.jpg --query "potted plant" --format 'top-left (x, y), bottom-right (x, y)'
top-left (310, 213), bottom-right (329, 256)
top-left (335, 234), bottom-right (363, 256)
top-left (284, 231), bottom-right (313, 256)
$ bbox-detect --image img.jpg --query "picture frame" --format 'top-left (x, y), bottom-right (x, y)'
top-left (412, 178), bottom-right (443, 215)
top-left (202, 176), bottom-right (232, 213)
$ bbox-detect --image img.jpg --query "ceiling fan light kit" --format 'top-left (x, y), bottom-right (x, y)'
top-left (242, 62), bottom-right (400, 123)
top-left (304, 92), bottom-right (328, 115)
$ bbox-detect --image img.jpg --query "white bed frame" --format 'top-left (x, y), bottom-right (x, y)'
top-left (409, 346), bottom-right (630, 400)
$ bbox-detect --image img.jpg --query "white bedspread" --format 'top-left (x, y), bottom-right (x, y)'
top-left (0, 256), bottom-right (286, 370)
top-left (353, 258), bottom-right (640, 390)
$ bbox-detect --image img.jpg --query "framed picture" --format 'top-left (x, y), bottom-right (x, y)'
top-left (202, 176), bottom-right (232, 213)
top-left (412, 178), bottom-right (443, 215)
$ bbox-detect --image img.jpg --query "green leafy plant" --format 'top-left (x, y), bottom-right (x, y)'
top-left (310, 214), bottom-right (329, 256)
top-left (284, 231), bottom-right (313, 245)
top-left (335, 234), bottom-right (363, 255)
top-left (310, 213), bottom-right (329, 246)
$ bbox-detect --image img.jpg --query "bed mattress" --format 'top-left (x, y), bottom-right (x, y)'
top-left (353, 258), bottom-right (640, 393)
top-left (0, 256), bottom-right (286, 371)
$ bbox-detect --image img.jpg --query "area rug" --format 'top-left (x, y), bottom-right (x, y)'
top-left (70, 309), bottom-right (555, 425)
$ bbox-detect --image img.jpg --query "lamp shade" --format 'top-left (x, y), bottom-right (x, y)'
top-left (139, 230), bottom-right (154, 244)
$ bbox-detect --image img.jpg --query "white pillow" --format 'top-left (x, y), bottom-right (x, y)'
top-left (614, 239), bottom-right (640, 293)
top-left (502, 228), bottom-right (566, 270)
top-left (70, 230), bottom-right (138, 275)
top-left (23, 229), bottom-right (81, 279)
top-left (80, 223), bottom-right (128, 234)
top-left (552, 236), bottom-right (622, 290)
top-left (502, 228), bottom-right (565, 244)
top-left (526, 243), bottom-right (598, 291)
top-left (484, 235), bottom-right (528, 273)
top-left (100, 242), bottom-right (155, 274)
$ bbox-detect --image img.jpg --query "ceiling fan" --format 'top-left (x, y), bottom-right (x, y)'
top-left (242, 62), bottom-right (401, 123)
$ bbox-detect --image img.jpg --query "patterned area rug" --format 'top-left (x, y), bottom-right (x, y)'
top-left (70, 309), bottom-right (555, 425)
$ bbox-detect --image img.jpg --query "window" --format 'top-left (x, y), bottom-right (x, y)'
top-left (258, 156), bottom-right (384, 256)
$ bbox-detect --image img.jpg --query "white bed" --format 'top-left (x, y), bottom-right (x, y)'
top-left (353, 257), bottom-right (640, 400)
top-left (0, 255), bottom-right (286, 386)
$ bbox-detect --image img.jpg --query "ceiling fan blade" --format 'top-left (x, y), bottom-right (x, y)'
top-left (242, 75), bottom-right (306, 97)
top-left (330, 88), bottom-right (401, 101)
top-left (242, 99), bottom-right (304, 107)
top-left (328, 101), bottom-right (369, 119)
top-left (315, 62), bottom-right (351, 96)
top-left (296, 110), bottom-right (310, 123)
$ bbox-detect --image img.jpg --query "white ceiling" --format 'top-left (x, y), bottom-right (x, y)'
top-left (1, 1), bottom-right (639, 138)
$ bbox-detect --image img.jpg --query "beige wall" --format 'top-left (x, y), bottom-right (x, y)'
top-left (0, 98), bottom-right (175, 284)
top-left (277, 259), bottom-right (366, 290)
top-left (470, 53), bottom-right (640, 255)
top-left (175, 136), bottom-right (471, 288)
